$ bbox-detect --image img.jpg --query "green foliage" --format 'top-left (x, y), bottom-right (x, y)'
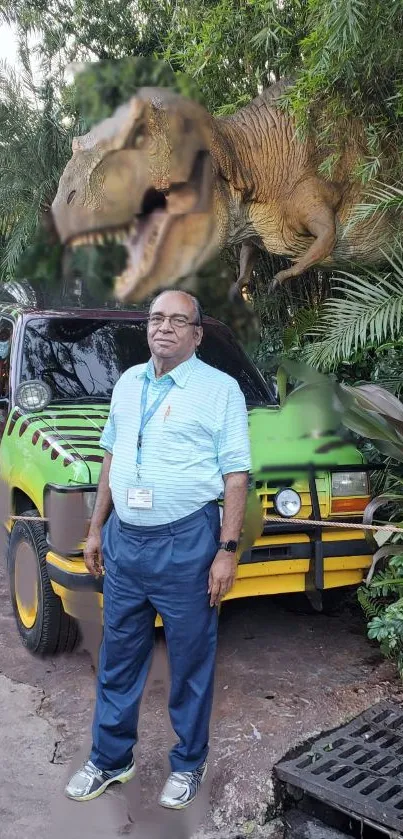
top-left (359, 564), bottom-right (403, 678)
top-left (162, 0), bottom-right (309, 114)
top-left (0, 0), bottom-right (402, 342)
top-left (303, 248), bottom-right (403, 370)
top-left (2, 0), bottom-right (173, 64)
top-left (0, 62), bottom-right (73, 281)
top-left (64, 56), bottom-right (205, 129)
top-left (284, 0), bottom-right (403, 180)
top-left (357, 585), bottom-right (385, 621)
top-left (348, 182), bottom-right (403, 229)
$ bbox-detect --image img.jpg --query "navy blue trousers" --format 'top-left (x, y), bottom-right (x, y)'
top-left (90, 501), bottom-right (220, 773)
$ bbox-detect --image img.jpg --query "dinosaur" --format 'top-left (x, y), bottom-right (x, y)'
top-left (52, 82), bottom-right (397, 303)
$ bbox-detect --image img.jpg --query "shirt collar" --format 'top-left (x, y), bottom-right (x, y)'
top-left (136, 353), bottom-right (197, 388)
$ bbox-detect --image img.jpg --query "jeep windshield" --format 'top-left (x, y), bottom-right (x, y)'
top-left (19, 316), bottom-right (275, 406)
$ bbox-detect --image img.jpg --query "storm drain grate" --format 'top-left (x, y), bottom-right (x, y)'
top-left (275, 701), bottom-right (403, 833)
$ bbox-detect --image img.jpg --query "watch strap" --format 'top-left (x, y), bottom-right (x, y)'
top-left (218, 540), bottom-right (238, 553)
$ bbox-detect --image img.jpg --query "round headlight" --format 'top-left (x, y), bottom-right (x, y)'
top-left (274, 488), bottom-right (301, 518)
top-left (15, 380), bottom-right (52, 413)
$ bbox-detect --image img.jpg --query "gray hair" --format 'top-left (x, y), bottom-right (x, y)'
top-left (149, 290), bottom-right (203, 326)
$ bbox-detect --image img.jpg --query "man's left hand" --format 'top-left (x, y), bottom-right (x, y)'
top-left (208, 550), bottom-right (237, 607)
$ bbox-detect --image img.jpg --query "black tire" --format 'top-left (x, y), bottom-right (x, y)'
top-left (7, 510), bottom-right (79, 655)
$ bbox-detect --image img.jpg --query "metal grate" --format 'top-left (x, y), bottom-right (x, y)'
top-left (275, 702), bottom-right (403, 833)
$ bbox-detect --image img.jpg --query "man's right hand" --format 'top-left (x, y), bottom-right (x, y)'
top-left (84, 528), bottom-right (104, 577)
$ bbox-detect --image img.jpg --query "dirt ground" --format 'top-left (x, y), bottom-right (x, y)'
top-left (0, 566), bottom-right (401, 839)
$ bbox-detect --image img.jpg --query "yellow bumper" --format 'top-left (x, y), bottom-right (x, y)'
top-left (46, 528), bottom-right (372, 626)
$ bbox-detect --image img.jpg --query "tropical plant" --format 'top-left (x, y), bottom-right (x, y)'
top-left (279, 357), bottom-right (403, 673)
top-left (358, 555), bottom-right (403, 679)
top-left (348, 182), bottom-right (403, 229)
top-left (284, 0), bottom-right (403, 182)
top-left (303, 247), bottom-right (403, 372)
top-left (1, 0), bottom-right (402, 343)
top-left (0, 60), bottom-right (72, 281)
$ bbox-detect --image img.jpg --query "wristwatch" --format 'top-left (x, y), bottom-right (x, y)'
top-left (218, 540), bottom-right (238, 553)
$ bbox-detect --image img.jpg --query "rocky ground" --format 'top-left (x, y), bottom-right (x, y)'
top-left (0, 570), bottom-right (401, 839)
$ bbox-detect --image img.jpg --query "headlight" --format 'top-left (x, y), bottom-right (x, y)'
top-left (274, 488), bottom-right (302, 518)
top-left (15, 380), bottom-right (52, 412)
top-left (331, 472), bottom-right (368, 497)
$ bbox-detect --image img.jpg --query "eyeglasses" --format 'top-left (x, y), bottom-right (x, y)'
top-left (147, 314), bottom-right (200, 330)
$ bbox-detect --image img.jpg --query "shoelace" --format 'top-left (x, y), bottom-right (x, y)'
top-left (170, 772), bottom-right (194, 785)
top-left (81, 761), bottom-right (102, 780)
top-left (170, 767), bottom-right (204, 786)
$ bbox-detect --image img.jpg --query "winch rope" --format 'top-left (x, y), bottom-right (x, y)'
top-left (6, 513), bottom-right (403, 533)
top-left (265, 516), bottom-right (403, 533)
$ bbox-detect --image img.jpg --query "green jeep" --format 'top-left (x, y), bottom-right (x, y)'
top-left (0, 299), bottom-right (374, 655)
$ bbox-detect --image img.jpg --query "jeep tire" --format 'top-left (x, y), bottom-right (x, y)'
top-left (7, 510), bottom-right (79, 654)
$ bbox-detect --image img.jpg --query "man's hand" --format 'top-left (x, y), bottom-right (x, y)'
top-left (84, 527), bottom-right (104, 577)
top-left (208, 550), bottom-right (237, 607)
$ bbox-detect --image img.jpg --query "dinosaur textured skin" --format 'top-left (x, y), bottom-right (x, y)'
top-left (52, 82), bottom-right (397, 302)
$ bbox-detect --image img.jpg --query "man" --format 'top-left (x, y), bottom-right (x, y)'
top-left (65, 290), bottom-right (251, 808)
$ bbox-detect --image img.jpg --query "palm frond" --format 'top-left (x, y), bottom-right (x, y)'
top-left (347, 181), bottom-right (403, 230)
top-left (0, 60), bottom-right (74, 280)
top-left (304, 248), bottom-right (403, 368)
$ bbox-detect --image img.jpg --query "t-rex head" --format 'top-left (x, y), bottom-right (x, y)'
top-left (52, 87), bottom-right (221, 302)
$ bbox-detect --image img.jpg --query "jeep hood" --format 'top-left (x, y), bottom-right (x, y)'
top-left (6, 403), bottom-right (109, 485)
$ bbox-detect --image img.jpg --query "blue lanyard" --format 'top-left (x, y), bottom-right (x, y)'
top-left (137, 375), bottom-right (174, 468)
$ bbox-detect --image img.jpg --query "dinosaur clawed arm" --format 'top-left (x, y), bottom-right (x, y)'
top-left (230, 240), bottom-right (260, 299)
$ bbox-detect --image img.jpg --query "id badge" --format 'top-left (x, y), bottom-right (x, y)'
top-left (127, 487), bottom-right (153, 509)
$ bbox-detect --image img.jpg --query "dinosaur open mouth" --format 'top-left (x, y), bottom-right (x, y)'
top-left (68, 150), bottom-right (210, 301)
top-left (115, 192), bottom-right (173, 300)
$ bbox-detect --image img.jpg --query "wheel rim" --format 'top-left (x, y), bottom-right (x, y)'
top-left (14, 540), bottom-right (38, 629)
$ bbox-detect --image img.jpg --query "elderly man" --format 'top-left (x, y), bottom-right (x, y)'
top-left (65, 290), bottom-right (251, 808)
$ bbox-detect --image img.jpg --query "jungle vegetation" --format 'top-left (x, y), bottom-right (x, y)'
top-left (1, 0), bottom-right (403, 664)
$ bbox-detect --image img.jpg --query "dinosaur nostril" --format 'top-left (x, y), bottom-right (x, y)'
top-left (67, 190), bottom-right (76, 205)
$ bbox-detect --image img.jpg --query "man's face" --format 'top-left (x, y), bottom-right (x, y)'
top-left (147, 292), bottom-right (203, 362)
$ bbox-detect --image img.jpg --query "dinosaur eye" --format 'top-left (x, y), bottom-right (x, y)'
top-left (67, 190), bottom-right (76, 204)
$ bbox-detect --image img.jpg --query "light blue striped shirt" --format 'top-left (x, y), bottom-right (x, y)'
top-left (100, 353), bottom-right (251, 525)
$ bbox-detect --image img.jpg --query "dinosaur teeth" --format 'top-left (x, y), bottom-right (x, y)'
top-left (70, 226), bottom-right (130, 248)
top-left (71, 235), bottom-right (87, 247)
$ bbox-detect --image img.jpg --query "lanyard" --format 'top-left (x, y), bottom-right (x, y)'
top-left (136, 375), bottom-right (174, 473)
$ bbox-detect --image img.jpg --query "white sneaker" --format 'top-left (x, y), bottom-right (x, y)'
top-left (159, 761), bottom-right (207, 809)
top-left (65, 758), bottom-right (136, 801)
